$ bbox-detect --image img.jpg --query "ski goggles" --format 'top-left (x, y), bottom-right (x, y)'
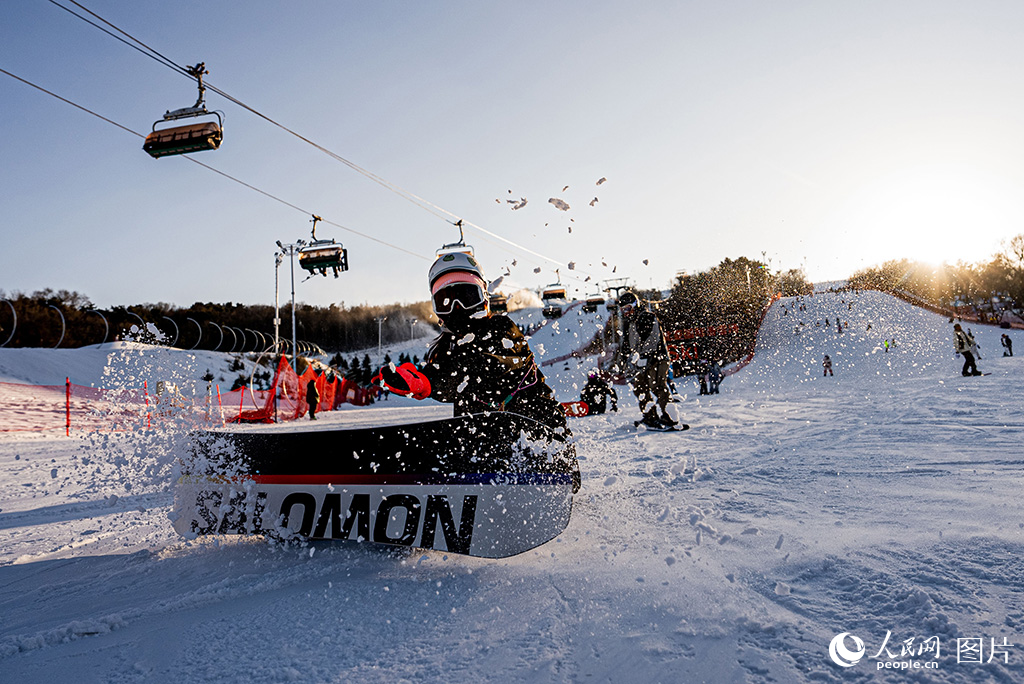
top-left (432, 282), bottom-right (487, 315)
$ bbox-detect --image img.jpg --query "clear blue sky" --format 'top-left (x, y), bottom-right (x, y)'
top-left (4, 1), bottom-right (1024, 309)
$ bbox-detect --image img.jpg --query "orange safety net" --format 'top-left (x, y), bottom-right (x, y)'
top-left (228, 355), bottom-right (371, 424)
top-left (0, 356), bottom-right (374, 433)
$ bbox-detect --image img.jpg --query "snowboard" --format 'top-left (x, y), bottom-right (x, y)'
top-left (633, 420), bottom-right (691, 432)
top-left (562, 401), bottom-right (589, 417)
top-left (172, 412), bottom-right (579, 558)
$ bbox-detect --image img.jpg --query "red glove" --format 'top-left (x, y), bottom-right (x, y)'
top-left (373, 362), bottom-right (431, 400)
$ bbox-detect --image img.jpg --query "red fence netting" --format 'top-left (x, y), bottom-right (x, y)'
top-left (0, 356), bottom-right (373, 434)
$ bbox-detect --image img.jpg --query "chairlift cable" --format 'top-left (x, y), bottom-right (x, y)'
top-left (0, 66), bottom-right (426, 262)
top-left (44, 0), bottom-right (582, 277)
top-left (47, 0), bottom-right (189, 78)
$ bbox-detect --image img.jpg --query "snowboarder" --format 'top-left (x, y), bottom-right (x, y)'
top-left (375, 251), bottom-right (570, 440)
top-left (823, 354), bottom-right (833, 377)
top-left (1001, 333), bottom-right (1013, 357)
top-left (613, 291), bottom-right (678, 429)
top-left (580, 371), bottom-right (618, 414)
top-left (305, 377), bottom-right (320, 420)
top-left (953, 323), bottom-right (982, 376)
top-left (708, 360), bottom-right (723, 394)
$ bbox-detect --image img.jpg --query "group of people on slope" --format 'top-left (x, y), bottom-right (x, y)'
top-left (308, 252), bottom-right (1017, 455)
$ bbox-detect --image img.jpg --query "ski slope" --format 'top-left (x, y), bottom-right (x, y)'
top-left (2, 292), bottom-right (1023, 683)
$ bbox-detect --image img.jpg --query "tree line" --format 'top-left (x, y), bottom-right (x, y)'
top-left (648, 256), bottom-right (812, 370)
top-left (846, 234), bottom-right (1024, 319)
top-left (16, 237), bottom-right (1017, 365)
top-left (0, 289), bottom-right (437, 352)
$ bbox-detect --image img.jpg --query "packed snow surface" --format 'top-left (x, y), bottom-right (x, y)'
top-left (2, 291), bottom-right (1023, 682)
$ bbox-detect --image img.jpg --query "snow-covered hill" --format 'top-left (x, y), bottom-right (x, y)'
top-left (2, 293), bottom-right (1022, 683)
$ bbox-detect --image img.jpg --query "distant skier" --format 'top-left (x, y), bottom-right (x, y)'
top-left (375, 251), bottom-right (571, 442)
top-left (953, 323), bottom-right (982, 376)
top-left (708, 360), bottom-right (723, 394)
top-left (305, 377), bottom-right (320, 420)
top-left (1002, 333), bottom-right (1014, 357)
top-left (613, 291), bottom-right (678, 429)
top-left (823, 354), bottom-right (833, 377)
top-left (580, 371), bottom-right (618, 414)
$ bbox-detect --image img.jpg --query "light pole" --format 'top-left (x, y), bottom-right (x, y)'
top-left (376, 316), bottom-right (387, 357)
top-left (276, 239), bottom-right (307, 364)
top-left (274, 251), bottom-right (283, 354)
top-left (409, 317), bottom-right (417, 341)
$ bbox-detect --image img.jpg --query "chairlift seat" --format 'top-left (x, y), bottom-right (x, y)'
top-left (299, 242), bottom-right (349, 275)
top-left (435, 245), bottom-right (475, 258)
top-left (143, 121), bottom-right (223, 158)
top-left (582, 295), bottom-right (604, 313)
top-left (542, 287), bottom-right (567, 301)
top-left (489, 294), bottom-right (508, 313)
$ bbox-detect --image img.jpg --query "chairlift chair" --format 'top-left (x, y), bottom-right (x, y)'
top-left (435, 219), bottom-right (475, 258)
top-left (298, 215), bottom-right (349, 278)
top-left (582, 294), bottom-right (604, 313)
top-left (489, 294), bottom-right (508, 314)
top-left (541, 283), bottom-right (568, 319)
top-left (143, 63), bottom-right (224, 158)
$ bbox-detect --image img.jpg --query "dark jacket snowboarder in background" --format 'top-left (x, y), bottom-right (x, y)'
top-left (823, 355), bottom-right (833, 377)
top-left (1002, 333), bottom-right (1014, 357)
top-left (305, 377), bottom-right (320, 420)
top-left (953, 323), bottom-right (981, 376)
top-left (580, 372), bottom-right (617, 414)
top-left (614, 291), bottom-right (677, 429)
top-left (708, 360), bottom-right (723, 394)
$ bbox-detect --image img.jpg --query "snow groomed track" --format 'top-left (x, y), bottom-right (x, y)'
top-left (2, 290), bottom-right (1023, 682)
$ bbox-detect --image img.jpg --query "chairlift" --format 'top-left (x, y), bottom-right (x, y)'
top-left (582, 294), bottom-right (604, 313)
top-left (489, 293), bottom-right (508, 313)
top-left (298, 215), bottom-right (349, 278)
top-left (435, 219), bottom-right (475, 258)
top-left (541, 281), bottom-right (568, 319)
top-left (143, 63), bottom-right (224, 158)
top-left (541, 284), bottom-right (568, 302)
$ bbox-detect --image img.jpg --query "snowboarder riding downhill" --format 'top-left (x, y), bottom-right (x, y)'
top-left (613, 291), bottom-right (679, 430)
top-left (375, 252), bottom-right (578, 488)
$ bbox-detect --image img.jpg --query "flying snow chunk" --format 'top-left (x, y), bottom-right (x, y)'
top-left (568, 262), bottom-right (575, 270)
top-left (590, 197), bottom-right (599, 206)
top-left (534, 267), bottom-right (542, 273)
top-left (548, 198), bottom-right (570, 211)
top-left (488, 276), bottom-right (504, 293)
top-left (508, 197), bottom-right (528, 210)
top-left (596, 177), bottom-right (607, 185)
top-left (643, 259), bottom-right (649, 266)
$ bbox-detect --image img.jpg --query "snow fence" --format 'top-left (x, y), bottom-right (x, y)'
top-left (0, 355), bottom-right (372, 434)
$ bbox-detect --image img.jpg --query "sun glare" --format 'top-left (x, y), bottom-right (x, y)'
top-left (838, 165), bottom-right (1018, 268)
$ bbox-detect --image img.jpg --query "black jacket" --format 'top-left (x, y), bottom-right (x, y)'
top-left (421, 314), bottom-right (568, 435)
top-left (618, 309), bottom-right (670, 369)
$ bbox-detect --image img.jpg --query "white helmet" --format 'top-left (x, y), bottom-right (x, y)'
top-left (429, 252), bottom-right (484, 288)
